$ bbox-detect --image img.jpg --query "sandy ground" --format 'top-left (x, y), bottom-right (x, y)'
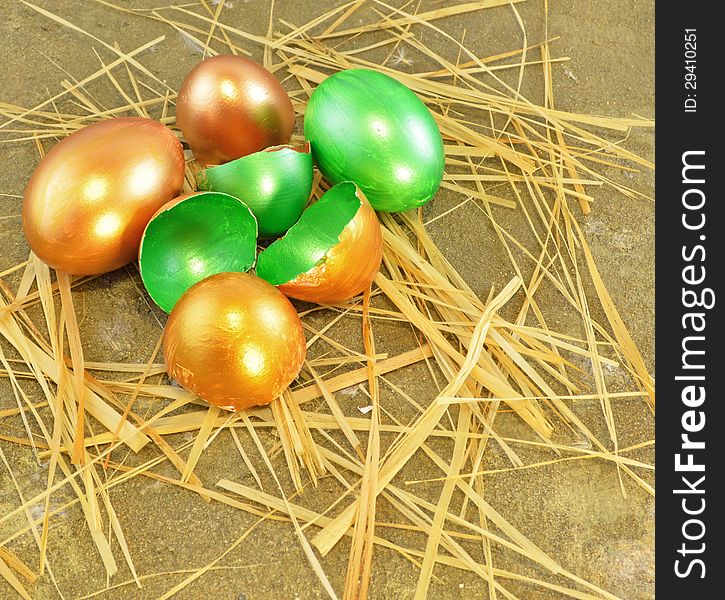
top-left (0, 1), bottom-right (654, 598)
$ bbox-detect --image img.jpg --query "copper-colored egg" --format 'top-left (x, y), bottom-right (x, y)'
top-left (256, 182), bottom-right (383, 304)
top-left (22, 117), bottom-right (185, 275)
top-left (176, 55), bottom-right (295, 166)
top-left (163, 272), bottom-right (306, 411)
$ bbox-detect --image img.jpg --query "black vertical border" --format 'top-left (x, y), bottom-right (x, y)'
top-left (656, 4), bottom-right (722, 596)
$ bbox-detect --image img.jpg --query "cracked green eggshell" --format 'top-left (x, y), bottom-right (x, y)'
top-left (304, 69), bottom-right (445, 212)
top-left (255, 181), bottom-right (382, 304)
top-left (197, 143), bottom-right (313, 238)
top-left (139, 191), bottom-right (258, 312)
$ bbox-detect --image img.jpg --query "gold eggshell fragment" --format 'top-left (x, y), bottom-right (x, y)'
top-left (256, 182), bottom-right (383, 304)
top-left (176, 55), bottom-right (295, 166)
top-left (163, 272), bottom-right (307, 411)
top-left (22, 117), bottom-right (185, 275)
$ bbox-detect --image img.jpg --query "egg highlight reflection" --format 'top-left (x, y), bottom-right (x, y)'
top-left (22, 117), bottom-right (185, 275)
top-left (163, 272), bottom-right (306, 411)
top-left (256, 182), bottom-right (382, 304)
top-left (304, 69), bottom-right (445, 213)
top-left (197, 142), bottom-right (313, 238)
top-left (176, 55), bottom-right (295, 166)
top-left (139, 191), bottom-right (258, 313)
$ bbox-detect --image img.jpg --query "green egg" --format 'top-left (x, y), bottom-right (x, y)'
top-left (304, 69), bottom-right (445, 213)
top-left (197, 143), bottom-right (313, 238)
top-left (139, 191), bottom-right (257, 312)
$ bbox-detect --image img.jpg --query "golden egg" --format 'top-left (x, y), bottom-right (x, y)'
top-left (256, 182), bottom-right (383, 304)
top-left (176, 55), bottom-right (295, 166)
top-left (22, 117), bottom-right (185, 275)
top-left (163, 272), bottom-right (307, 411)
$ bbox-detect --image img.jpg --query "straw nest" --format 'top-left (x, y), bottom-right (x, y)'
top-left (0, 1), bottom-right (654, 599)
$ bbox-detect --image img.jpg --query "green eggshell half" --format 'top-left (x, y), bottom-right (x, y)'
top-left (197, 144), bottom-right (314, 238)
top-left (304, 69), bottom-right (444, 213)
top-left (255, 181), bottom-right (360, 285)
top-left (139, 191), bottom-right (257, 313)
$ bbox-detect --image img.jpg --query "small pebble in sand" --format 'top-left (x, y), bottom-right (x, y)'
top-left (564, 67), bottom-right (579, 81)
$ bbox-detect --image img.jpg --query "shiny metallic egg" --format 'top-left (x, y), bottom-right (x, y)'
top-left (22, 117), bottom-right (185, 275)
top-left (176, 55), bottom-right (295, 166)
top-left (304, 69), bottom-right (445, 212)
top-left (163, 272), bottom-right (307, 411)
